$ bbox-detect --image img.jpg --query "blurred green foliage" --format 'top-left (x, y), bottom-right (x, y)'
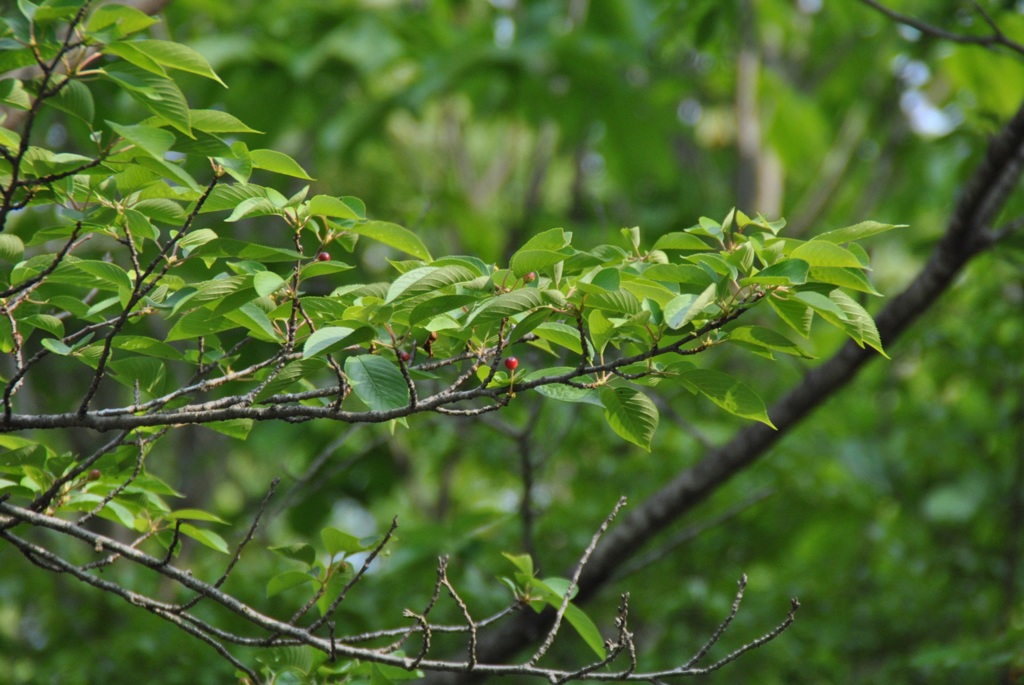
top-left (2, 0), bottom-right (1023, 683)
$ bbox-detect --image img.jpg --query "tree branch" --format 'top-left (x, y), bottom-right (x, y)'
top-left (0, 494), bottom-right (795, 683)
top-left (857, 0), bottom-right (1024, 57)
top-left (431, 93), bottom-right (1024, 684)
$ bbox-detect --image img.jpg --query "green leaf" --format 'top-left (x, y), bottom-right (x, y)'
top-left (651, 231), bottom-right (712, 252)
top-left (622, 226), bottom-right (641, 250)
top-left (45, 78), bottom-right (94, 125)
top-left (0, 126), bottom-right (22, 150)
top-left (585, 289), bottom-right (642, 316)
top-left (643, 263), bottom-right (714, 286)
top-left (663, 283), bottom-right (717, 330)
top-left (41, 338), bottom-right (74, 355)
top-left (178, 524), bottom-right (229, 553)
top-left (726, 326), bottom-right (813, 359)
top-left (270, 543), bottom-right (318, 567)
top-left (789, 241), bottom-right (865, 269)
top-left (303, 326), bottom-right (357, 359)
top-left (560, 598), bottom-right (607, 659)
top-left (267, 571), bottom-right (316, 598)
top-left (679, 369), bottom-right (775, 427)
top-left (224, 196), bottom-right (283, 222)
top-left (120, 39), bottom-right (226, 86)
top-left (0, 234), bottom-right (25, 262)
top-left (528, 368), bottom-right (603, 406)
top-left (767, 295), bottom-right (813, 337)
top-left (620, 274), bottom-right (678, 306)
top-left (167, 509), bottom-right (228, 524)
top-left (829, 289), bottom-right (888, 357)
top-left (815, 221), bottom-right (905, 244)
top-left (200, 183), bottom-right (272, 213)
top-left (739, 213), bottom-right (787, 235)
top-left (189, 109), bottom-right (261, 134)
top-left (177, 228), bottom-right (217, 254)
top-left (107, 121), bottom-right (175, 160)
top-left (300, 259), bottom-right (353, 280)
top-left (349, 221), bottom-right (432, 261)
top-left (582, 267), bottom-right (620, 292)
top-left (385, 265), bottom-right (476, 303)
top-left (250, 148), bottom-right (314, 180)
top-left (309, 194), bottom-right (361, 220)
top-left (600, 387), bottom-right (659, 451)
top-left (688, 252), bottom-right (737, 279)
top-left (104, 41), bottom-right (169, 78)
top-left (344, 355), bottom-right (410, 412)
top-left (165, 309), bottom-right (229, 341)
top-left (0, 78), bottom-right (31, 110)
top-left (86, 4), bottom-right (157, 36)
top-left (111, 336), bottom-right (183, 360)
top-left (102, 64), bottom-right (192, 135)
top-left (692, 216), bottom-right (724, 240)
top-left (588, 309), bottom-right (614, 354)
top-left (794, 290), bottom-right (846, 323)
top-left (509, 227), bottom-right (572, 277)
top-left (532, 323), bottom-right (583, 354)
top-left (502, 552), bottom-right (534, 577)
top-left (321, 527), bottom-right (371, 558)
top-left (465, 289), bottom-right (551, 327)
top-left (17, 0), bottom-right (38, 22)
top-left (205, 419), bottom-right (254, 440)
top-left (408, 294), bottom-right (479, 325)
top-left (224, 303), bottom-right (282, 343)
top-left (73, 260), bottom-right (133, 294)
top-left (109, 356), bottom-right (167, 395)
top-left (253, 271), bottom-right (286, 297)
top-left (808, 266), bottom-right (881, 296)
top-left (135, 198), bottom-right (186, 224)
top-left (741, 258), bottom-right (809, 286)
top-left (189, 239), bottom-right (303, 262)
top-left (19, 314), bottom-right (63, 338)
top-left (529, 578), bottom-right (606, 659)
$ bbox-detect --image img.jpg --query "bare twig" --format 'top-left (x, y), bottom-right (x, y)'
top-left (0, 493), bottom-right (797, 682)
top-left (684, 575), bottom-right (748, 667)
top-left (308, 516), bottom-right (399, 633)
top-left (175, 478), bottom-right (281, 613)
top-left (857, 0), bottom-right (1024, 57)
top-left (439, 558), bottom-right (479, 669)
top-left (529, 496), bottom-right (627, 666)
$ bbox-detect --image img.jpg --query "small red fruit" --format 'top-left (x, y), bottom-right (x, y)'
top-left (316, 251), bottom-right (331, 262)
top-left (399, 350), bottom-right (411, 362)
top-left (504, 357), bottom-right (518, 371)
top-left (523, 271), bottom-right (537, 284)
top-left (87, 469), bottom-right (101, 481)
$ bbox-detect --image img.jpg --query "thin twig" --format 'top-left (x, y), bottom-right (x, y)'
top-left (857, 0), bottom-right (1024, 57)
top-left (529, 496), bottom-right (628, 666)
top-left (308, 517), bottom-right (399, 633)
top-left (439, 559), bottom-right (478, 669)
top-left (684, 575), bottom-right (748, 667)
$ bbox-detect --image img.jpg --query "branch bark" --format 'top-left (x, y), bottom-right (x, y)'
top-left (427, 96), bottom-right (1024, 684)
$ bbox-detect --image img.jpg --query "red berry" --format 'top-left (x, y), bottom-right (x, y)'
top-left (316, 251), bottom-right (331, 262)
top-left (504, 357), bottom-right (518, 371)
top-left (399, 350), bottom-right (411, 362)
top-left (523, 272), bottom-right (537, 284)
top-left (87, 469), bottom-right (101, 481)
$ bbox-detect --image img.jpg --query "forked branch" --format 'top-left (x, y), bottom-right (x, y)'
top-left (0, 494), bottom-right (796, 683)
